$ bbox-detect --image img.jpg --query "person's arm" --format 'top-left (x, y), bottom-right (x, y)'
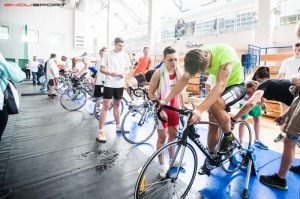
top-left (76, 64), bottom-right (88, 77)
top-left (164, 72), bottom-right (190, 104)
top-left (277, 72), bottom-right (285, 79)
top-left (232, 90), bottom-right (264, 120)
top-left (100, 65), bottom-right (118, 77)
top-left (148, 70), bottom-right (160, 101)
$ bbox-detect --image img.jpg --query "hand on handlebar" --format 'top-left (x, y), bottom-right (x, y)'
top-left (188, 109), bottom-right (202, 126)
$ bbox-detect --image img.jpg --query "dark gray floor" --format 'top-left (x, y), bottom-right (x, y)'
top-left (0, 81), bottom-right (151, 199)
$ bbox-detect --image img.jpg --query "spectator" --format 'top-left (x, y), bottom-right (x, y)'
top-left (126, 47), bottom-right (153, 95)
top-left (274, 42), bottom-right (300, 143)
top-left (30, 56), bottom-right (40, 86)
top-left (46, 54), bottom-right (59, 98)
top-left (97, 37), bottom-right (131, 142)
top-left (24, 60), bottom-right (31, 80)
top-left (61, 55), bottom-right (72, 73)
top-left (36, 61), bottom-right (44, 85)
top-left (148, 46), bottom-right (186, 178)
top-left (0, 52), bottom-right (25, 199)
top-left (94, 47), bottom-right (107, 102)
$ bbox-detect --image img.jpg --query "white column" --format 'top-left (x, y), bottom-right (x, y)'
top-left (254, 0), bottom-right (278, 47)
top-left (107, 0), bottom-right (117, 49)
top-left (148, 0), bottom-right (162, 55)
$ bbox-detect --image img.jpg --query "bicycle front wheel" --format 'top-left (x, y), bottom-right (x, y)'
top-left (121, 105), bottom-right (156, 144)
top-left (134, 141), bottom-right (198, 199)
top-left (60, 88), bottom-right (87, 111)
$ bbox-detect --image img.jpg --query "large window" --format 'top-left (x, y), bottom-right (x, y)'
top-left (0, 25), bottom-right (9, 40)
top-left (22, 29), bottom-right (39, 43)
top-left (50, 33), bottom-right (64, 46)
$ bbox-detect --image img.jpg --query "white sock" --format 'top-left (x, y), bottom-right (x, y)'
top-left (99, 128), bottom-right (103, 132)
top-left (116, 124), bottom-right (121, 128)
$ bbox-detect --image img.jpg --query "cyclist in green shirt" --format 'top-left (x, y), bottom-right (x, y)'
top-left (160, 44), bottom-right (246, 174)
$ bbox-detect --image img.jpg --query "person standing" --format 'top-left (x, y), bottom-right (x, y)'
top-left (126, 47), bottom-right (154, 93)
top-left (46, 54), bottom-right (59, 98)
top-left (0, 52), bottom-right (25, 199)
top-left (274, 42), bottom-right (300, 143)
top-left (24, 60), bottom-right (31, 80)
top-left (148, 46), bottom-right (185, 178)
top-left (96, 37), bottom-right (131, 142)
top-left (94, 47), bottom-right (107, 102)
top-left (61, 55), bottom-right (72, 73)
top-left (30, 56), bottom-right (40, 86)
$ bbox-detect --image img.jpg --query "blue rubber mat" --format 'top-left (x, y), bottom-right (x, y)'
top-left (135, 126), bottom-right (300, 199)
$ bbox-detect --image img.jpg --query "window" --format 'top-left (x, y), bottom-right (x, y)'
top-left (50, 33), bottom-right (64, 46)
top-left (22, 29), bottom-right (39, 43)
top-left (0, 25), bottom-right (9, 40)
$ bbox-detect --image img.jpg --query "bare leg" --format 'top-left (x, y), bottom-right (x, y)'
top-left (238, 118), bottom-right (246, 144)
top-left (113, 99), bottom-right (121, 125)
top-left (253, 116), bottom-right (260, 141)
top-left (167, 125), bottom-right (179, 160)
top-left (277, 137), bottom-right (297, 178)
top-left (157, 128), bottom-right (168, 165)
top-left (207, 112), bottom-right (220, 153)
top-left (99, 98), bottom-right (112, 129)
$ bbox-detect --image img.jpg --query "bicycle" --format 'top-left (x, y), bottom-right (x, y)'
top-left (134, 102), bottom-right (256, 199)
top-left (93, 86), bottom-right (147, 124)
top-left (121, 89), bottom-right (195, 144)
top-left (60, 76), bottom-right (93, 111)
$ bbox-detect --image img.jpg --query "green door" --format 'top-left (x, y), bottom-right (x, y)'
top-left (19, 59), bottom-right (28, 70)
top-left (5, 58), bottom-right (15, 63)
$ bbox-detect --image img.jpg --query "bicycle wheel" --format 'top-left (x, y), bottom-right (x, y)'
top-left (219, 120), bottom-right (252, 173)
top-left (60, 88), bottom-right (87, 111)
top-left (134, 141), bottom-right (198, 199)
top-left (56, 77), bottom-right (68, 94)
top-left (121, 105), bottom-right (156, 144)
top-left (93, 98), bottom-right (124, 124)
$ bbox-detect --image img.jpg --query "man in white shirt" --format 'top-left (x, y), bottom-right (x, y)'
top-left (46, 54), bottom-right (59, 98)
top-left (97, 38), bottom-right (131, 142)
top-left (94, 47), bottom-right (107, 101)
top-left (30, 56), bottom-right (40, 86)
top-left (274, 42), bottom-right (300, 143)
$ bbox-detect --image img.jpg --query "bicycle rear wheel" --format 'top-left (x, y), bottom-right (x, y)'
top-left (121, 105), bottom-right (156, 144)
top-left (60, 88), bottom-right (87, 111)
top-left (94, 98), bottom-right (124, 124)
top-left (219, 120), bottom-right (252, 173)
top-left (134, 141), bottom-right (198, 199)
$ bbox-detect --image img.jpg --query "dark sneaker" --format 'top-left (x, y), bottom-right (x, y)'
top-left (0, 188), bottom-right (12, 199)
top-left (289, 165), bottom-right (300, 175)
top-left (198, 157), bottom-right (215, 176)
top-left (254, 140), bottom-right (269, 150)
top-left (259, 173), bottom-right (288, 190)
top-left (274, 133), bottom-right (285, 143)
top-left (219, 134), bottom-right (235, 153)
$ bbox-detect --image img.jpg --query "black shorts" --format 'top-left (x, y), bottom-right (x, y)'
top-left (48, 79), bottom-right (57, 86)
top-left (103, 87), bottom-right (124, 100)
top-left (221, 82), bottom-right (246, 112)
top-left (94, 85), bottom-right (104, 97)
top-left (134, 74), bottom-right (146, 84)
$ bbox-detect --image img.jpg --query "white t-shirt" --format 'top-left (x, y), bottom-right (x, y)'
top-left (46, 59), bottom-right (59, 79)
top-left (95, 59), bottom-right (105, 85)
top-left (101, 50), bottom-right (131, 88)
top-left (30, 60), bottom-right (40, 72)
top-left (206, 74), bottom-right (215, 88)
top-left (63, 58), bottom-right (72, 71)
top-left (72, 62), bottom-right (84, 75)
top-left (279, 57), bottom-right (300, 79)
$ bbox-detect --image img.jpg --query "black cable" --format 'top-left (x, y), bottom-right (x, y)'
top-left (257, 156), bottom-right (281, 170)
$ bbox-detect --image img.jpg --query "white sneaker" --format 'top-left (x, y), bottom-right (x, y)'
top-left (116, 125), bottom-right (130, 132)
top-left (97, 131), bottom-right (107, 142)
top-left (159, 164), bottom-right (167, 178)
top-left (170, 159), bottom-right (186, 168)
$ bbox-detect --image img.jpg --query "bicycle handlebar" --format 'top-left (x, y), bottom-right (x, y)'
top-left (153, 100), bottom-right (193, 123)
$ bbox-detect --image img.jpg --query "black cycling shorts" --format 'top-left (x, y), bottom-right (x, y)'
top-left (221, 82), bottom-right (247, 112)
top-left (103, 87), bottom-right (124, 100)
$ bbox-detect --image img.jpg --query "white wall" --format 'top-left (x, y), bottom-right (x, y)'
top-left (0, 1), bottom-right (86, 63)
